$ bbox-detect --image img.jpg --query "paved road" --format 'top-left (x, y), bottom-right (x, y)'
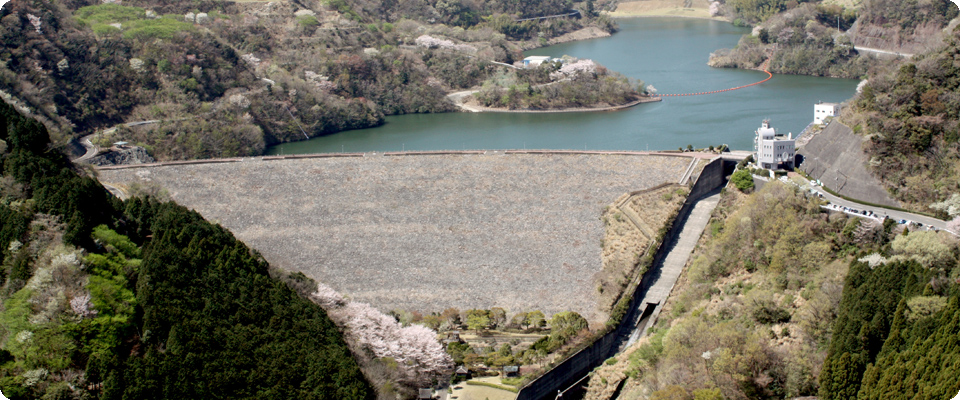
top-left (854, 46), bottom-right (914, 58)
top-left (72, 134), bottom-right (99, 163)
top-left (446, 89), bottom-right (483, 112)
top-left (787, 176), bottom-right (949, 231)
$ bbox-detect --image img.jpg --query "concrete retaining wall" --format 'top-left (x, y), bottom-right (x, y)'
top-left (797, 121), bottom-right (899, 208)
top-left (515, 157), bottom-right (732, 400)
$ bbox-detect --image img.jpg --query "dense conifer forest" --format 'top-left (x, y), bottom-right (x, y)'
top-left (0, 101), bottom-right (372, 398)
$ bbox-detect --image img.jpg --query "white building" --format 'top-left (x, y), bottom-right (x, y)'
top-left (814, 101), bottom-right (841, 125)
top-left (755, 120), bottom-right (795, 170)
top-left (522, 56), bottom-right (552, 68)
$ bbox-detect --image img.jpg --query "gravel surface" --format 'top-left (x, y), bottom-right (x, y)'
top-left (100, 153), bottom-right (688, 322)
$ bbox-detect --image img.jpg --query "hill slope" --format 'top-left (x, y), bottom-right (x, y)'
top-left (0, 0), bottom-right (619, 160)
top-left (0, 100), bottom-right (373, 398)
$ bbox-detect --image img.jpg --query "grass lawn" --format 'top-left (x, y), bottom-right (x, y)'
top-left (453, 377), bottom-right (517, 400)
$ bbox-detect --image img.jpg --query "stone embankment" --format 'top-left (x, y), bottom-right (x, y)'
top-left (98, 152), bottom-right (693, 323)
top-left (447, 89), bottom-right (661, 113)
top-left (89, 147), bottom-right (155, 166)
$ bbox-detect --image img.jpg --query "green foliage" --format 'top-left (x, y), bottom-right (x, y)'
top-left (474, 63), bottom-right (641, 110)
top-left (848, 24), bottom-right (960, 210)
top-left (467, 312), bottom-right (491, 333)
top-left (692, 388), bottom-right (725, 400)
top-left (92, 225), bottom-right (140, 258)
top-left (464, 380), bottom-right (519, 393)
top-left (818, 259), bottom-right (929, 400)
top-left (525, 310), bottom-right (546, 329)
top-left (115, 198), bottom-right (373, 399)
top-left (730, 169), bottom-right (754, 192)
top-left (725, 0), bottom-right (785, 24)
top-left (904, 295), bottom-right (947, 321)
top-left (746, 290), bottom-right (791, 324)
top-left (297, 15), bottom-right (321, 27)
top-left (323, 0), bottom-right (360, 21)
top-left (446, 341), bottom-right (473, 364)
top-left (857, 297), bottom-right (960, 400)
top-left (122, 18), bottom-right (195, 41)
top-left (74, 4), bottom-right (146, 25)
top-left (890, 231), bottom-right (954, 270)
top-left (0, 205), bottom-right (30, 269)
top-left (0, 100), bottom-right (373, 398)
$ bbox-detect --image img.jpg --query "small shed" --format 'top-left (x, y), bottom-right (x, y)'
top-left (502, 365), bottom-right (519, 378)
top-left (455, 365), bottom-right (470, 378)
top-left (523, 56), bottom-right (551, 68)
top-left (418, 388), bottom-right (433, 400)
top-left (443, 331), bottom-right (462, 345)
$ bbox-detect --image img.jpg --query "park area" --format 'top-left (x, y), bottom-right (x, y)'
top-left (99, 152), bottom-right (690, 322)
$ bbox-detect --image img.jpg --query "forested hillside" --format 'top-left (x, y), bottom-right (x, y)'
top-left (585, 178), bottom-right (960, 400)
top-left (709, 0), bottom-right (957, 78)
top-left (819, 246), bottom-right (960, 399)
top-left (0, 0), bottom-right (614, 160)
top-left (843, 24), bottom-right (960, 213)
top-left (0, 101), bottom-right (373, 397)
top-left (586, 182), bottom-right (877, 399)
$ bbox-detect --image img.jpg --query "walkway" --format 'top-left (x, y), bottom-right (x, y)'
top-left (621, 190), bottom-right (721, 349)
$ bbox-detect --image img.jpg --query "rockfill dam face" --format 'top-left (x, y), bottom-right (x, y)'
top-left (99, 152), bottom-right (692, 322)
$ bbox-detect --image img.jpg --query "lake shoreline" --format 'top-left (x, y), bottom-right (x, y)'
top-left (456, 96), bottom-right (662, 113)
top-left (266, 18), bottom-right (859, 156)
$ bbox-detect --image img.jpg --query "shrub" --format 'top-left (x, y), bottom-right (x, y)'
top-left (731, 169), bottom-right (755, 192)
top-left (297, 15), bottom-right (320, 27)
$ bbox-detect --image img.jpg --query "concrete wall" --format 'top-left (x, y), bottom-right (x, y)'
top-left (797, 121), bottom-right (899, 208)
top-left (515, 157), bottom-right (731, 400)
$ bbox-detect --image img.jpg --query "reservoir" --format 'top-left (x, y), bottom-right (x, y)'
top-left (267, 18), bottom-right (859, 154)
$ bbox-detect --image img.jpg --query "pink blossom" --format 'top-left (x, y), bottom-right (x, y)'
top-left (709, 2), bottom-right (722, 17)
top-left (27, 14), bottom-right (42, 34)
top-left (415, 35), bottom-right (476, 53)
top-left (549, 59), bottom-right (597, 80)
top-left (70, 293), bottom-right (98, 319)
top-left (311, 283), bottom-right (346, 308)
top-left (337, 302), bottom-right (452, 386)
top-left (946, 216), bottom-right (960, 233)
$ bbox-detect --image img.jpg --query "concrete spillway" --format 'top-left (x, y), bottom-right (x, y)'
top-left (621, 190), bottom-right (722, 350)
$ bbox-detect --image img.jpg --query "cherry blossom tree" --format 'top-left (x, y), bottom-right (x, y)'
top-left (27, 14), bottom-right (42, 34)
top-left (415, 35), bottom-right (477, 53)
top-left (709, 2), bottom-right (722, 17)
top-left (312, 283), bottom-right (452, 386)
top-left (549, 59), bottom-right (597, 80)
top-left (70, 293), bottom-right (98, 319)
top-left (947, 216), bottom-right (960, 233)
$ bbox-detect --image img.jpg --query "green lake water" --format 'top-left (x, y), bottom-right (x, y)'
top-left (267, 18), bottom-right (860, 154)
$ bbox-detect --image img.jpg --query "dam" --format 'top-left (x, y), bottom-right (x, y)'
top-left (98, 151), bottom-right (697, 322)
